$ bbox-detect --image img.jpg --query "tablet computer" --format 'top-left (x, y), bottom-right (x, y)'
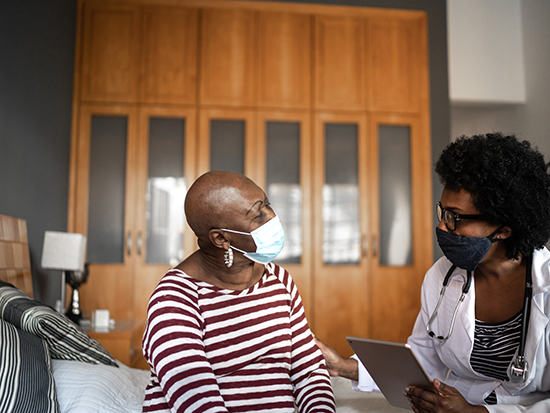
top-left (346, 336), bottom-right (435, 410)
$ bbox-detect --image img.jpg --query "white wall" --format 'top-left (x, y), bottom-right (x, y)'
top-left (448, 0), bottom-right (525, 104)
top-left (449, 0), bottom-right (550, 160)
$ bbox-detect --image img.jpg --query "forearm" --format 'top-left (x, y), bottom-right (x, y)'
top-left (334, 357), bottom-right (359, 381)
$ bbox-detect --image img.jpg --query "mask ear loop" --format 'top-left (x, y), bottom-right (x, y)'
top-left (488, 225), bottom-right (505, 243)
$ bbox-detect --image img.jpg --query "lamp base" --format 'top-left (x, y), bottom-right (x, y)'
top-left (66, 286), bottom-right (83, 325)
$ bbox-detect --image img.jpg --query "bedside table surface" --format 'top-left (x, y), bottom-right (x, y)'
top-left (86, 319), bottom-right (143, 338)
top-left (84, 319), bottom-right (147, 369)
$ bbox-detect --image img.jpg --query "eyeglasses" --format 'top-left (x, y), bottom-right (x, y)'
top-left (436, 202), bottom-right (488, 231)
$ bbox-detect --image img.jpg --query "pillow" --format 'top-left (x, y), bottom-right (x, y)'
top-left (0, 319), bottom-right (59, 413)
top-left (0, 280), bottom-right (117, 366)
top-left (52, 359), bottom-right (150, 413)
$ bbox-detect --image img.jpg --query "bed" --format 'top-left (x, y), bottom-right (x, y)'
top-left (0, 213), bottom-right (402, 413)
top-left (0, 213), bottom-right (150, 413)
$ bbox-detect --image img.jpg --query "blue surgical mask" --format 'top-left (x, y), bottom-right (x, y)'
top-left (221, 215), bottom-right (285, 264)
top-left (436, 227), bottom-right (500, 271)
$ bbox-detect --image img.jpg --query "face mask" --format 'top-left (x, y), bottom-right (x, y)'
top-left (436, 227), bottom-right (500, 272)
top-left (221, 215), bottom-right (285, 264)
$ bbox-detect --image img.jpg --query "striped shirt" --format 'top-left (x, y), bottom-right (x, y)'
top-left (142, 263), bottom-right (335, 413)
top-left (470, 310), bottom-right (523, 404)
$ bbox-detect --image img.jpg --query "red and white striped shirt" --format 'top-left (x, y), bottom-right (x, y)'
top-left (142, 263), bottom-right (335, 413)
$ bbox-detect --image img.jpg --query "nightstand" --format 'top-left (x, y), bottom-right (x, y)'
top-left (86, 320), bottom-right (149, 369)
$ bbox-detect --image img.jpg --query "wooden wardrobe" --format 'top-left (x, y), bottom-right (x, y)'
top-left (69, 0), bottom-right (433, 356)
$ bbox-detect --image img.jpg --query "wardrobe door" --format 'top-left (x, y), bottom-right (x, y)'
top-left (367, 10), bottom-right (429, 113)
top-left (314, 15), bottom-right (366, 111)
top-left (369, 113), bottom-right (433, 342)
top-left (199, 9), bottom-right (256, 107)
top-left (256, 111), bottom-right (312, 311)
top-left (198, 109), bottom-right (257, 179)
top-left (79, 2), bottom-right (139, 103)
top-left (312, 112), bottom-right (372, 357)
top-left (70, 105), bottom-right (138, 319)
top-left (132, 106), bottom-right (197, 320)
top-left (257, 11), bottom-right (311, 109)
top-left (140, 6), bottom-right (198, 105)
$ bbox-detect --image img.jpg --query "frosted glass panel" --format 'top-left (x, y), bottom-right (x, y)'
top-left (146, 118), bottom-right (186, 266)
top-left (210, 119), bottom-right (245, 174)
top-left (323, 123), bottom-right (360, 265)
top-left (379, 125), bottom-right (413, 266)
top-left (87, 116), bottom-right (127, 263)
top-left (266, 121), bottom-right (302, 264)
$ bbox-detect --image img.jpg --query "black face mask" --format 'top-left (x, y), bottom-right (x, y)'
top-left (436, 227), bottom-right (501, 271)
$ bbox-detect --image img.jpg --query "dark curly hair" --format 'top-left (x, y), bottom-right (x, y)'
top-left (435, 133), bottom-right (550, 259)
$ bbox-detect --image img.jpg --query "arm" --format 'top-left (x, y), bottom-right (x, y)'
top-left (142, 276), bottom-right (229, 413)
top-left (283, 268), bottom-right (335, 413)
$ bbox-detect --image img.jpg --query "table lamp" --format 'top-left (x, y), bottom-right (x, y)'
top-left (41, 231), bottom-right (88, 324)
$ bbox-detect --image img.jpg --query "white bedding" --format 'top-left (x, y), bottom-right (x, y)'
top-left (52, 360), bottom-right (150, 413)
top-left (51, 360), bottom-right (401, 413)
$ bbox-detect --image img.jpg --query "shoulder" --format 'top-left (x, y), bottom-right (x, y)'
top-left (266, 263), bottom-right (294, 289)
top-left (149, 269), bottom-right (200, 306)
top-left (156, 268), bottom-right (198, 290)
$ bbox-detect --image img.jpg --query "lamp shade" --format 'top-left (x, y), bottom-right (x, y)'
top-left (41, 231), bottom-right (87, 272)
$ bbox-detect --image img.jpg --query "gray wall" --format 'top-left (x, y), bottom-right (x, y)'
top-left (0, 0), bottom-right (448, 306)
top-left (0, 0), bottom-right (77, 305)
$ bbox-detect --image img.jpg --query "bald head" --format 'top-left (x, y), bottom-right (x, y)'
top-left (185, 171), bottom-right (261, 238)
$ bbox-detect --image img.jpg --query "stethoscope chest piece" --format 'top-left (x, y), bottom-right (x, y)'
top-left (509, 355), bottom-right (528, 383)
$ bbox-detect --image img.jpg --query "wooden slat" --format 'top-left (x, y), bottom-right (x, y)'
top-left (0, 214), bottom-right (33, 298)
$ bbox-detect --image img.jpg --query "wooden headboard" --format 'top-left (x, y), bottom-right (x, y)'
top-left (0, 213), bottom-right (33, 297)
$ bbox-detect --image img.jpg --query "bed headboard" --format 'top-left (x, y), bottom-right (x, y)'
top-left (0, 213), bottom-right (33, 297)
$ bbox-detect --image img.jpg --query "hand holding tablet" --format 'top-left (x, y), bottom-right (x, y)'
top-left (347, 336), bottom-right (436, 410)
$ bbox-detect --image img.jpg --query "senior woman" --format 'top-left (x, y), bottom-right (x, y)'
top-left (317, 133), bottom-right (550, 412)
top-left (142, 170), bottom-right (335, 413)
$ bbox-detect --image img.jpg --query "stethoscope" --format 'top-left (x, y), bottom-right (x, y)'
top-left (426, 255), bottom-right (533, 383)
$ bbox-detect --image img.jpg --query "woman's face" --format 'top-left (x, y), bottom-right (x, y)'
top-left (437, 187), bottom-right (497, 238)
top-left (223, 183), bottom-right (276, 252)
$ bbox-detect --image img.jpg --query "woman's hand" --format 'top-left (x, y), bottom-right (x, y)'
top-left (405, 379), bottom-right (488, 413)
top-left (314, 337), bottom-right (359, 381)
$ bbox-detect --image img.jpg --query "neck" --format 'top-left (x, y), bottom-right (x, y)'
top-left (475, 250), bottom-right (525, 281)
top-left (182, 249), bottom-right (262, 290)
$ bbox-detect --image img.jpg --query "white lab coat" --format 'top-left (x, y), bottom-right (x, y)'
top-left (353, 247), bottom-right (550, 412)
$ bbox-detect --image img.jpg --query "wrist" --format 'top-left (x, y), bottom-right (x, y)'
top-left (338, 358), bottom-right (359, 381)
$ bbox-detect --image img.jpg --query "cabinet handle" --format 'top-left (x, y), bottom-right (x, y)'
top-left (137, 231), bottom-right (143, 256)
top-left (126, 231), bottom-right (132, 256)
top-left (361, 233), bottom-right (369, 257)
top-left (372, 234), bottom-right (379, 258)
